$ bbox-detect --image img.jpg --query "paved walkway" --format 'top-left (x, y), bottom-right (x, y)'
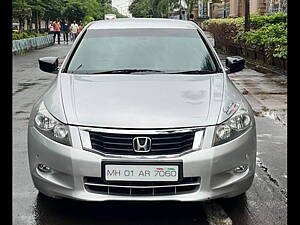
top-left (204, 31), bottom-right (287, 126)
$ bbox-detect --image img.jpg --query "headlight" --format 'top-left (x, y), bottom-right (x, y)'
top-left (34, 102), bottom-right (72, 146)
top-left (213, 102), bottom-right (252, 146)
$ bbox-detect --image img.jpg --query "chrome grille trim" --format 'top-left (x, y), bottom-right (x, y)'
top-left (79, 127), bottom-right (205, 156)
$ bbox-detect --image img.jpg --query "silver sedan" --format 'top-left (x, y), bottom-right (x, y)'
top-left (28, 18), bottom-right (257, 201)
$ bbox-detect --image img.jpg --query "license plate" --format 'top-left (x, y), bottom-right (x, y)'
top-left (104, 164), bottom-right (179, 182)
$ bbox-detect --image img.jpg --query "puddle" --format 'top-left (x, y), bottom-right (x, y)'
top-left (14, 82), bottom-right (40, 95)
top-left (255, 108), bottom-right (287, 126)
top-left (15, 110), bottom-right (29, 114)
top-left (254, 91), bottom-right (287, 95)
top-left (18, 82), bottom-right (39, 87)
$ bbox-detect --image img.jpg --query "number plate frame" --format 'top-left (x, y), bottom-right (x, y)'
top-left (101, 161), bottom-right (183, 184)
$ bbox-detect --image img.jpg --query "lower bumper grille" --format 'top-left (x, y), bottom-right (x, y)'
top-left (84, 177), bottom-right (201, 196)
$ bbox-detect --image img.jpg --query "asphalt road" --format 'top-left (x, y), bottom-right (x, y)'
top-left (13, 43), bottom-right (287, 225)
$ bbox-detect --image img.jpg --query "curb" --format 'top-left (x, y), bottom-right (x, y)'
top-left (12, 35), bottom-right (54, 55)
top-left (246, 60), bottom-right (286, 77)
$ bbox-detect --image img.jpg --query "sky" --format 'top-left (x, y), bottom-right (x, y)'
top-left (112, 0), bottom-right (133, 17)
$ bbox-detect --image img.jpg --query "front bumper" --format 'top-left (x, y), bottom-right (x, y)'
top-left (27, 125), bottom-right (256, 201)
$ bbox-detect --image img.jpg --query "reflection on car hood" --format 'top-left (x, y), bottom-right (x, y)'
top-left (60, 73), bottom-right (224, 129)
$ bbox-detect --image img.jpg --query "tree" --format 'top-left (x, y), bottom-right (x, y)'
top-left (129, 0), bottom-right (153, 18)
top-left (27, 0), bottom-right (47, 32)
top-left (42, 0), bottom-right (64, 22)
top-left (157, 0), bottom-right (178, 18)
top-left (185, 0), bottom-right (198, 18)
top-left (245, 0), bottom-right (250, 31)
top-left (13, 0), bottom-right (32, 31)
top-left (62, 2), bottom-right (86, 23)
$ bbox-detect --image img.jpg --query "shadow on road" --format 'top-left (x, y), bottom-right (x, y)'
top-left (216, 194), bottom-right (258, 225)
top-left (32, 193), bottom-right (209, 225)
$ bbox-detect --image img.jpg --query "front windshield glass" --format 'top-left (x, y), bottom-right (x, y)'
top-left (66, 28), bottom-right (219, 74)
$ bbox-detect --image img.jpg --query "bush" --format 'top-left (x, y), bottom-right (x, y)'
top-left (249, 12), bottom-right (287, 29)
top-left (12, 31), bottom-right (48, 40)
top-left (203, 12), bottom-right (287, 33)
top-left (83, 16), bottom-right (95, 26)
top-left (203, 18), bottom-right (244, 47)
top-left (203, 13), bottom-right (287, 59)
top-left (236, 23), bottom-right (287, 59)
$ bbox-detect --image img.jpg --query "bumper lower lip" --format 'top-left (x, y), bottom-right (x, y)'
top-left (27, 124), bottom-right (256, 201)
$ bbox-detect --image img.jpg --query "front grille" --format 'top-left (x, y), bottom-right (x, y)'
top-left (88, 131), bottom-right (195, 155)
top-left (84, 177), bottom-right (201, 196)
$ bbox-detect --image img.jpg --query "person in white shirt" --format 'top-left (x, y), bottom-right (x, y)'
top-left (69, 21), bottom-right (79, 42)
top-left (49, 22), bottom-right (54, 34)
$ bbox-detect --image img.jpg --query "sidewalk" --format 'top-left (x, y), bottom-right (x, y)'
top-left (204, 31), bottom-right (287, 126)
top-left (222, 53), bottom-right (287, 126)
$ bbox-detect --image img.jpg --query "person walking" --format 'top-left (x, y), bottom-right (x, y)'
top-left (49, 22), bottom-right (54, 34)
top-left (61, 20), bottom-right (69, 43)
top-left (52, 19), bottom-right (61, 44)
top-left (70, 21), bottom-right (79, 42)
top-left (189, 14), bottom-right (198, 25)
top-left (78, 23), bottom-right (84, 34)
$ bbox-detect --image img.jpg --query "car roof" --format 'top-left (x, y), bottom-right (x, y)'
top-left (88, 18), bottom-right (198, 30)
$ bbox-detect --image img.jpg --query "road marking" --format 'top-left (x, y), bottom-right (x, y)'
top-left (202, 202), bottom-right (232, 225)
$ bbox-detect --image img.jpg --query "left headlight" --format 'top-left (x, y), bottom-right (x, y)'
top-left (213, 102), bottom-right (252, 146)
top-left (34, 102), bottom-right (72, 146)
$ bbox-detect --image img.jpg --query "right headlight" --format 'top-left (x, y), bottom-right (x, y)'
top-left (34, 102), bottom-right (72, 146)
top-left (213, 102), bottom-right (252, 146)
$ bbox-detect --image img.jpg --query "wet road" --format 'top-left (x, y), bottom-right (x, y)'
top-left (13, 44), bottom-right (287, 225)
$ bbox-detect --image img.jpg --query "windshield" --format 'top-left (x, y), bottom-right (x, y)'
top-left (66, 28), bottom-right (219, 74)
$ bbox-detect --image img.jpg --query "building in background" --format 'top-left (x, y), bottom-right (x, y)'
top-left (266, 0), bottom-right (287, 14)
top-left (229, 0), bottom-right (266, 17)
top-left (229, 0), bottom-right (287, 17)
top-left (191, 0), bottom-right (229, 19)
top-left (198, 0), bottom-right (210, 19)
top-left (169, 0), bottom-right (286, 22)
top-left (112, 0), bottom-right (133, 17)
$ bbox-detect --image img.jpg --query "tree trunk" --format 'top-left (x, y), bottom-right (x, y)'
top-left (19, 18), bottom-right (23, 31)
top-left (245, 0), bottom-right (250, 31)
top-left (29, 18), bottom-right (32, 31)
top-left (38, 19), bottom-right (41, 33)
top-left (35, 14), bottom-right (39, 33)
top-left (46, 20), bottom-right (49, 32)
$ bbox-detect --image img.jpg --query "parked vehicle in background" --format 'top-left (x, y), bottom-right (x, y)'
top-left (12, 23), bottom-right (20, 33)
top-left (105, 14), bottom-right (116, 20)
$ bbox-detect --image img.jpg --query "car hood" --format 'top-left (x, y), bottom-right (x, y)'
top-left (59, 73), bottom-right (224, 129)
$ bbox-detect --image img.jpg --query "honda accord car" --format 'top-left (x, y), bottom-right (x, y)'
top-left (28, 18), bottom-right (257, 201)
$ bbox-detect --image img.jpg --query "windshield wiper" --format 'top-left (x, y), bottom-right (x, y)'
top-left (87, 69), bottom-right (165, 74)
top-left (169, 70), bottom-right (216, 74)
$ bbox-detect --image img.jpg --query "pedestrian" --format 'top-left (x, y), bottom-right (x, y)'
top-left (70, 20), bottom-right (79, 42)
top-left (49, 22), bottom-right (54, 34)
top-left (181, 11), bottom-right (186, 20)
top-left (78, 23), bottom-right (84, 34)
top-left (52, 19), bottom-right (61, 44)
top-left (61, 20), bottom-right (69, 43)
top-left (189, 14), bottom-right (198, 25)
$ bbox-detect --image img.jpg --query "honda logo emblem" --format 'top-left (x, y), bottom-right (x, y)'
top-left (133, 137), bottom-right (151, 152)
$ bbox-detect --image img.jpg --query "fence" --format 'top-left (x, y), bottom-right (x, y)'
top-left (215, 40), bottom-right (287, 73)
top-left (12, 34), bottom-right (53, 54)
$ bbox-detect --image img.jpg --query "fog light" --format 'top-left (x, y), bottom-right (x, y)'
top-left (233, 164), bottom-right (248, 173)
top-left (37, 164), bottom-right (52, 173)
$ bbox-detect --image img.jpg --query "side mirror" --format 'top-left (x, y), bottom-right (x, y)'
top-left (225, 56), bottom-right (245, 73)
top-left (38, 57), bottom-right (59, 74)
